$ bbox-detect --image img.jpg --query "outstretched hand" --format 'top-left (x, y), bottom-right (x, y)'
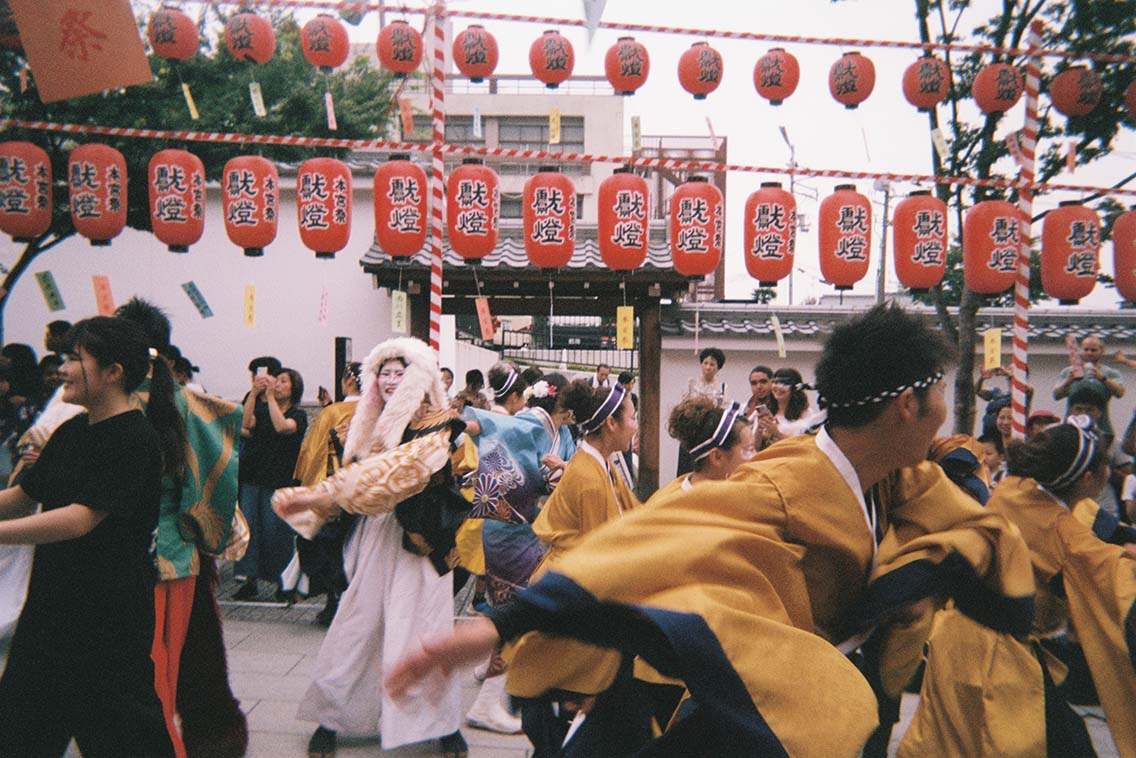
top-left (385, 617), bottom-right (501, 700)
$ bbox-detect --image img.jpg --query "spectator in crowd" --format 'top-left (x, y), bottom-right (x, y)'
top-left (42, 320), bottom-right (71, 360)
top-left (1054, 335), bottom-right (1125, 436)
top-left (1025, 409), bottom-right (1059, 439)
top-left (234, 366), bottom-right (308, 602)
top-left (978, 433), bottom-right (1006, 483)
top-left (1, 344), bottom-right (40, 411)
top-left (976, 365), bottom-right (1034, 439)
top-left (172, 356), bottom-right (204, 394)
top-left (995, 405), bottom-right (1014, 455)
top-left (1067, 384), bottom-right (1133, 517)
top-left (743, 365), bottom-right (774, 420)
top-left (0, 361), bottom-right (15, 477)
top-left (588, 363), bottom-right (612, 389)
top-left (617, 371), bottom-right (638, 411)
top-left (38, 354), bottom-right (63, 397)
top-left (1123, 469), bottom-right (1136, 523)
top-left (454, 369), bottom-right (491, 411)
top-left (440, 367), bottom-right (455, 399)
top-left (676, 347), bottom-right (728, 476)
top-left (488, 362), bottom-right (527, 416)
top-left (761, 367), bottom-right (815, 443)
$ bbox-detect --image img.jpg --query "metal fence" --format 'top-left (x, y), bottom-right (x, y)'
top-left (455, 316), bottom-right (638, 374)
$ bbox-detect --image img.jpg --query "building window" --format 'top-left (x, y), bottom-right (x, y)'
top-left (501, 194), bottom-right (522, 219)
top-left (498, 116), bottom-right (584, 153)
top-left (445, 116), bottom-right (482, 146)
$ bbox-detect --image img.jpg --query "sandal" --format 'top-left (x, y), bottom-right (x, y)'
top-left (308, 726), bottom-right (336, 758)
top-left (439, 730), bottom-right (468, 758)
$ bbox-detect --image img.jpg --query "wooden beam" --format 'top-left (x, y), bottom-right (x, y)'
top-left (637, 301), bottom-right (661, 499)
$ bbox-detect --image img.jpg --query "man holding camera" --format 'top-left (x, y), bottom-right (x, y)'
top-left (1054, 335), bottom-right (1125, 437)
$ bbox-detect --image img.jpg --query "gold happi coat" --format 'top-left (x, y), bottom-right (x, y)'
top-left (506, 434), bottom-right (1034, 758)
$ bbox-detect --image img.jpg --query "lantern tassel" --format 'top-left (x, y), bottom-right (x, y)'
top-left (249, 80), bottom-right (267, 118)
top-left (548, 277), bottom-right (555, 346)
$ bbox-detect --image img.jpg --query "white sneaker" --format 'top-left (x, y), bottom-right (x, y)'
top-left (465, 675), bottom-right (522, 734)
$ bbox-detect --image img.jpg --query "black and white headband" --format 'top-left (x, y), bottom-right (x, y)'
top-left (1041, 414), bottom-right (1099, 491)
top-left (493, 370), bottom-right (519, 401)
top-left (819, 371), bottom-right (943, 410)
top-left (690, 401), bottom-right (743, 461)
top-left (580, 382), bottom-right (627, 435)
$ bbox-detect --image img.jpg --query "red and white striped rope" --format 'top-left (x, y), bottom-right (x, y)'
top-left (3, 118), bottom-right (1134, 199)
top-left (1011, 20), bottom-right (1044, 440)
top-left (189, 1), bottom-right (1136, 65)
top-left (428, 3), bottom-right (445, 352)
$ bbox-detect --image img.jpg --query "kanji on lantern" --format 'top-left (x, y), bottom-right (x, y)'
top-left (819, 184), bottom-right (871, 290)
top-left (605, 37), bottom-right (649, 96)
top-left (1049, 66), bottom-right (1102, 118)
top-left (598, 167), bottom-right (648, 271)
top-left (377, 19), bottom-right (422, 77)
top-left (301, 14), bottom-right (349, 72)
top-left (892, 191), bottom-right (947, 291)
top-left (972, 63), bottom-right (1022, 115)
top-left (149, 149), bottom-right (205, 253)
top-left (68, 143), bottom-right (126, 246)
top-left (447, 158), bottom-right (499, 263)
top-left (223, 155), bottom-right (278, 257)
top-left (1113, 208), bottom-right (1136, 302)
top-left (1041, 200), bottom-right (1099, 304)
top-left (829, 52), bottom-right (875, 110)
top-left (670, 176), bottom-right (722, 277)
top-left (744, 182), bottom-right (795, 285)
top-left (225, 12), bottom-right (275, 64)
top-left (902, 55), bottom-right (950, 112)
top-left (374, 154), bottom-right (427, 259)
top-left (753, 48), bottom-right (799, 106)
top-left (678, 41), bottom-right (723, 101)
top-left (0, 142), bottom-right (51, 242)
top-left (453, 25), bottom-right (498, 82)
top-left (148, 6), bottom-right (198, 61)
top-left (524, 167), bottom-right (576, 268)
top-left (963, 199), bottom-right (1023, 294)
top-left (297, 158), bottom-right (351, 259)
top-left (530, 30), bottom-right (574, 89)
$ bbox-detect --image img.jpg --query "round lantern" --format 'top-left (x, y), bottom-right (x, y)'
top-left (524, 167), bottom-right (576, 268)
top-left (963, 199), bottom-right (1024, 294)
top-left (297, 158), bottom-right (351, 259)
top-left (447, 158), bottom-right (499, 262)
top-left (149, 149), bottom-right (205, 253)
top-left (377, 19), bottom-right (422, 77)
top-left (743, 182), bottom-right (796, 285)
top-left (68, 144), bottom-right (126, 247)
top-left (0, 142), bottom-right (52, 242)
top-left (818, 184), bottom-right (872, 290)
top-left (753, 48), bottom-right (799, 106)
top-left (225, 12), bottom-right (275, 64)
top-left (529, 30), bottom-right (574, 89)
top-left (1112, 209), bottom-right (1136, 302)
top-left (148, 6), bottom-right (198, 61)
top-left (1126, 80), bottom-right (1136, 122)
top-left (678, 41), bottom-right (723, 101)
top-left (902, 55), bottom-right (950, 112)
top-left (605, 37), bottom-right (649, 96)
top-left (1041, 200), bottom-right (1099, 304)
top-left (892, 191), bottom-right (947, 291)
top-left (670, 176), bottom-right (723, 277)
top-left (374, 154), bottom-right (427, 259)
top-left (972, 63), bottom-right (1022, 115)
top-left (301, 14), bottom-right (349, 72)
top-left (828, 52), bottom-right (875, 110)
top-left (598, 167), bottom-right (649, 271)
top-left (453, 25), bottom-right (498, 83)
top-left (222, 155), bottom-right (278, 257)
top-left (1049, 66), bottom-right (1102, 118)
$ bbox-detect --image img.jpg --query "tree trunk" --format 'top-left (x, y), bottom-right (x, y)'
top-left (0, 232), bottom-right (73, 344)
top-left (953, 289), bottom-right (982, 434)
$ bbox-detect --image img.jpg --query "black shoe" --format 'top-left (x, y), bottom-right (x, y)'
top-left (307, 726), bottom-right (336, 758)
top-left (231, 579), bottom-right (259, 601)
top-left (440, 730), bottom-right (468, 758)
top-left (316, 594), bottom-right (339, 627)
top-left (274, 587), bottom-right (298, 606)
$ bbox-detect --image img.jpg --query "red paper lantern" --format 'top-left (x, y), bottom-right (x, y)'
top-left (301, 15), bottom-right (349, 72)
top-left (678, 41), bottom-right (723, 101)
top-left (374, 154), bottom-right (427, 259)
top-left (223, 156), bottom-right (278, 257)
top-left (377, 19), bottom-right (422, 77)
top-left (297, 158), bottom-right (351, 259)
top-left (670, 176), bottom-right (722, 277)
top-left (1049, 66), bottom-right (1102, 118)
top-left (524, 167), bottom-right (576, 268)
top-left (225, 12), bottom-right (275, 64)
top-left (453, 25), bottom-right (498, 83)
top-left (972, 63), bottom-right (1022, 115)
top-left (148, 6), bottom-right (198, 61)
top-left (529, 30), bottom-right (574, 89)
top-left (743, 182), bottom-right (795, 285)
top-left (1041, 201), bottom-right (1099, 304)
top-left (598, 167), bottom-right (648, 271)
top-left (892, 191), bottom-right (947, 291)
top-left (829, 52), bottom-right (875, 110)
top-left (753, 48), bottom-right (799, 106)
top-left (68, 144), bottom-right (126, 247)
top-left (0, 142), bottom-right (52, 242)
top-left (447, 158), bottom-right (499, 262)
top-left (963, 199), bottom-right (1023, 294)
top-left (1112, 209), bottom-right (1136, 302)
top-left (1126, 80), bottom-right (1136, 122)
top-left (149, 149), bottom-right (205, 253)
top-left (605, 37), bottom-right (649, 96)
top-left (818, 184), bottom-right (871, 290)
top-left (902, 56), bottom-right (950, 112)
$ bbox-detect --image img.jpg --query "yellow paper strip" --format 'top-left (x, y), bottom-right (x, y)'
top-left (181, 83), bottom-right (200, 120)
top-left (616, 305), bottom-right (635, 349)
top-left (984, 328), bottom-right (1003, 371)
top-left (549, 108), bottom-right (561, 145)
top-left (391, 290), bottom-right (408, 334)
top-left (244, 284), bottom-right (256, 327)
top-left (92, 274), bottom-right (115, 316)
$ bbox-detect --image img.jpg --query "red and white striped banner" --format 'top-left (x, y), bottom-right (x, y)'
top-left (428, 2), bottom-right (445, 352)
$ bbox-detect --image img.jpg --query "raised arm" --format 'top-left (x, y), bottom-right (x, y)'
top-left (0, 503), bottom-right (106, 544)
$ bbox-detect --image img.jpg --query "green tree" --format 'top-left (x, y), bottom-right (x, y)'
top-left (909, 0), bottom-right (1135, 433)
top-left (0, 8), bottom-right (397, 340)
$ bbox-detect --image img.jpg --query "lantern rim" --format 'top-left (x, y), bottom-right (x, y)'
top-left (760, 181), bottom-right (783, 188)
top-left (686, 176), bottom-right (709, 183)
top-left (1058, 200), bottom-right (1082, 207)
top-left (614, 165), bottom-right (635, 174)
top-left (389, 153), bottom-right (411, 161)
top-left (461, 157), bottom-right (484, 165)
top-left (908, 190), bottom-right (932, 197)
top-left (835, 183), bottom-right (856, 191)
top-left (538, 166), bottom-right (559, 173)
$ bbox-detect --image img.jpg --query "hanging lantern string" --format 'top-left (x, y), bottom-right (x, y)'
top-left (5, 117), bottom-right (1134, 199)
top-left (186, 0), bottom-right (1136, 65)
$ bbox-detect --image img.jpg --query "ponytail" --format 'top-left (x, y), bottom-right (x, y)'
top-left (147, 353), bottom-right (187, 480)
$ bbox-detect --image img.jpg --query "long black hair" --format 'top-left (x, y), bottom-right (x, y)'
top-left (770, 368), bottom-right (809, 421)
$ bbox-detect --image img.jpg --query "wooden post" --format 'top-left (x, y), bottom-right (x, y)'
top-left (637, 299), bottom-right (661, 499)
top-left (409, 282), bottom-right (430, 343)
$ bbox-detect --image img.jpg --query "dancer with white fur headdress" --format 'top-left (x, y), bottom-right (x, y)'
top-left (273, 337), bottom-right (474, 758)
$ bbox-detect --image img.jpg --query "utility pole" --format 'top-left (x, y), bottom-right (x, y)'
top-left (873, 178), bottom-right (891, 304)
top-left (779, 126), bottom-right (796, 305)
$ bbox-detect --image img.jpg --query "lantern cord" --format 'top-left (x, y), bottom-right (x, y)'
top-left (548, 277), bottom-right (555, 347)
top-left (621, 277), bottom-right (627, 308)
top-left (472, 264), bottom-right (483, 299)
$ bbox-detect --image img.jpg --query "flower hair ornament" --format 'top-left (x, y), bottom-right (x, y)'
top-left (523, 380), bottom-right (556, 401)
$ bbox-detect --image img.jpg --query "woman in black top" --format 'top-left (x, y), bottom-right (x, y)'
top-left (233, 366), bottom-right (308, 600)
top-left (0, 316), bottom-right (181, 757)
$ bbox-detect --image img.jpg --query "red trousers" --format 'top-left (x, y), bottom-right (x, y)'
top-left (153, 577), bottom-right (196, 758)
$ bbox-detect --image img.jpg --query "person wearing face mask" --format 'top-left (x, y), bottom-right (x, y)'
top-left (272, 338), bottom-right (472, 758)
